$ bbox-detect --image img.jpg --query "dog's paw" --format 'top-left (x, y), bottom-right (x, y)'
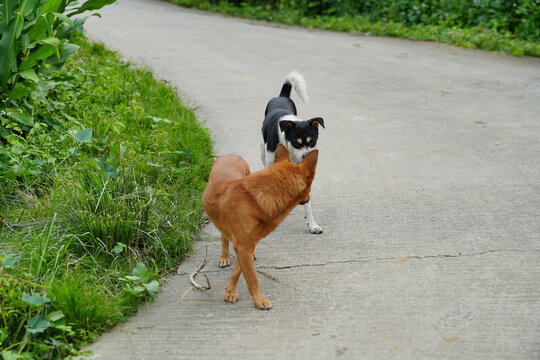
top-left (218, 256), bottom-right (231, 268)
top-left (309, 224), bottom-right (323, 234)
top-left (224, 290), bottom-right (239, 303)
top-left (254, 298), bottom-right (272, 310)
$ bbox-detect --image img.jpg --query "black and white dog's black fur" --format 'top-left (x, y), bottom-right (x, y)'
top-left (261, 72), bottom-right (325, 234)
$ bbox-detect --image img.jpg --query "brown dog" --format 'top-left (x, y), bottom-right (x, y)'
top-left (202, 144), bottom-right (318, 310)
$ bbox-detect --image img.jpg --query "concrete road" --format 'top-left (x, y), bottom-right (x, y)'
top-left (84, 0), bottom-right (540, 358)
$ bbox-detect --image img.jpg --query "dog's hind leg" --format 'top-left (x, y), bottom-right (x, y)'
top-left (219, 235), bottom-right (231, 268)
top-left (224, 260), bottom-right (241, 303)
top-left (303, 200), bottom-right (323, 234)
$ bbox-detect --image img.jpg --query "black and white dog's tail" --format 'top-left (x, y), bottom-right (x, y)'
top-left (279, 71), bottom-right (309, 104)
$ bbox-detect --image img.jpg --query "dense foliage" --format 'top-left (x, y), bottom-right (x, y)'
top-left (0, 0), bottom-right (115, 184)
top-left (278, 0), bottom-right (540, 42)
top-left (176, 0), bottom-right (540, 56)
top-left (217, 0), bottom-right (540, 42)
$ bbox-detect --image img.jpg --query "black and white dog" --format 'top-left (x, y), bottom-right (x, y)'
top-left (261, 72), bottom-right (325, 234)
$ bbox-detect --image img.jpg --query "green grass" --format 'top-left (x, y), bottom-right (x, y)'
top-left (0, 36), bottom-right (213, 359)
top-left (170, 0), bottom-right (540, 57)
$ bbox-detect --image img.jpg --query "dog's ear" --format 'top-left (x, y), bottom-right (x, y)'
top-left (308, 117), bottom-right (325, 129)
top-left (274, 144), bottom-right (290, 163)
top-left (279, 120), bottom-right (296, 133)
top-left (301, 149), bottom-right (319, 176)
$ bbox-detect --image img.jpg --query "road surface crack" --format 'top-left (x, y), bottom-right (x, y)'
top-left (254, 249), bottom-right (524, 271)
top-left (176, 249), bottom-right (524, 275)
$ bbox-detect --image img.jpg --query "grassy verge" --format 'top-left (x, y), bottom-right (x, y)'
top-left (0, 36), bottom-right (213, 359)
top-left (170, 0), bottom-right (540, 57)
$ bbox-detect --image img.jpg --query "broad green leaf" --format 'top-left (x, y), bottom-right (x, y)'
top-left (5, 165), bottom-right (20, 180)
top-left (48, 310), bottom-right (64, 322)
top-left (144, 280), bottom-right (160, 296)
top-left (56, 15), bottom-right (88, 40)
top-left (132, 263), bottom-right (149, 283)
top-left (1, 254), bottom-right (20, 268)
top-left (50, 11), bottom-right (73, 27)
top-left (22, 292), bottom-right (50, 306)
top-left (95, 155), bottom-right (118, 177)
top-left (113, 243), bottom-right (126, 254)
top-left (45, 42), bottom-right (79, 71)
top-left (72, 128), bottom-right (92, 143)
top-left (22, 0), bottom-right (40, 16)
top-left (67, 0), bottom-right (116, 17)
top-left (39, 0), bottom-right (62, 16)
top-left (0, 2), bottom-right (25, 89)
top-left (26, 315), bottom-right (52, 334)
top-left (122, 275), bottom-right (139, 282)
top-left (9, 108), bottom-right (34, 126)
top-left (103, 163), bottom-right (118, 178)
top-left (20, 44), bottom-right (55, 70)
top-left (68, 146), bottom-right (80, 155)
top-left (133, 285), bottom-right (145, 294)
top-left (39, 37), bottom-right (60, 46)
top-left (8, 86), bottom-right (32, 99)
top-left (1, 0), bottom-right (19, 27)
top-left (0, 328), bottom-right (7, 345)
top-left (2, 255), bottom-right (21, 268)
top-left (28, 16), bottom-right (48, 42)
top-left (1, 350), bottom-right (19, 360)
top-left (18, 68), bottom-right (39, 83)
top-left (55, 324), bottom-right (73, 333)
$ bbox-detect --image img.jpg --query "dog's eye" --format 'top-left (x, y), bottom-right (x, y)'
top-left (297, 139), bottom-right (302, 144)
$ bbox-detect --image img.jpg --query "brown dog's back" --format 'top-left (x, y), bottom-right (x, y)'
top-left (207, 154), bottom-right (251, 183)
top-left (202, 154), bottom-right (252, 240)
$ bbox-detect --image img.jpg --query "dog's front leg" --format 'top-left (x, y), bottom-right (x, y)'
top-left (303, 200), bottom-right (322, 234)
top-left (236, 245), bottom-right (272, 310)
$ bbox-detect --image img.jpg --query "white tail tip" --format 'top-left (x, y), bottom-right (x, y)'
top-left (286, 71), bottom-right (309, 104)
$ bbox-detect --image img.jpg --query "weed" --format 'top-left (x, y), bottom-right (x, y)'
top-left (49, 277), bottom-right (122, 333)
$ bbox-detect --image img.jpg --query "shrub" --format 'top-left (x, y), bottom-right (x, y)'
top-left (0, 0), bottom-right (116, 185)
top-left (195, 0), bottom-right (540, 42)
top-left (172, 0), bottom-right (540, 56)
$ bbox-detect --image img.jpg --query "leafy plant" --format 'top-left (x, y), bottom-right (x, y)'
top-left (0, 0), bottom-right (116, 92)
top-left (119, 263), bottom-right (160, 298)
top-left (0, 0), bottom-right (116, 185)
top-left (0, 257), bottom-right (76, 359)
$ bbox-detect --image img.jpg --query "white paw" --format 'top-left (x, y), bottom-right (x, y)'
top-left (309, 224), bottom-right (323, 234)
